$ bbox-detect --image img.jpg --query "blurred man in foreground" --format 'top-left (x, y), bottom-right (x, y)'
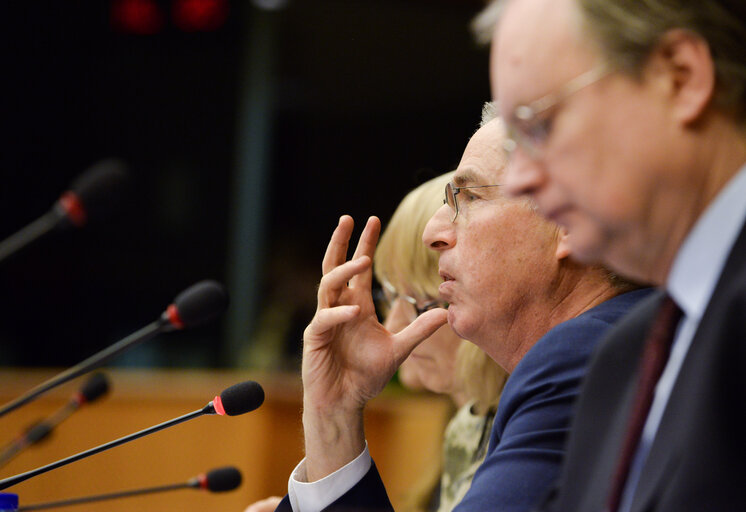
top-left (275, 118), bottom-right (648, 511)
top-left (491, 0), bottom-right (746, 510)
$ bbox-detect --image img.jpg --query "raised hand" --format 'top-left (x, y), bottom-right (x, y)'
top-left (301, 215), bottom-right (447, 480)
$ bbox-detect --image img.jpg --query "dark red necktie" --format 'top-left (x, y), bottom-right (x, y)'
top-left (606, 295), bottom-right (684, 512)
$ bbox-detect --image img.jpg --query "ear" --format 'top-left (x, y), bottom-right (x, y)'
top-left (651, 29), bottom-right (715, 125)
top-left (555, 226), bottom-right (572, 260)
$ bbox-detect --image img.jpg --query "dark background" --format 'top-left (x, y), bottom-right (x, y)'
top-left (0, 0), bottom-right (490, 369)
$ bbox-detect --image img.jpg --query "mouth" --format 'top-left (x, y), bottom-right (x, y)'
top-left (438, 269), bottom-right (455, 299)
top-left (439, 269), bottom-right (455, 282)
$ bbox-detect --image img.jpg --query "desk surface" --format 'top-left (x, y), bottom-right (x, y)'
top-left (0, 368), bottom-right (450, 511)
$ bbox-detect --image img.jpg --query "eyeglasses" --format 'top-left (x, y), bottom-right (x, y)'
top-left (374, 280), bottom-right (448, 321)
top-left (444, 181), bottom-right (502, 222)
top-left (502, 64), bottom-right (610, 159)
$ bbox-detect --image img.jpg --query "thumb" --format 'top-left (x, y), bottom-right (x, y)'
top-left (391, 308), bottom-right (449, 363)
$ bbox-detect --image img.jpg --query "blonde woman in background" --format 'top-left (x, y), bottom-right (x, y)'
top-left (243, 171), bottom-right (507, 512)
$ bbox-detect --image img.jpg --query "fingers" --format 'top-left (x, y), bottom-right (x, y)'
top-left (305, 305), bottom-right (361, 342)
top-left (322, 215), bottom-right (354, 276)
top-left (318, 215), bottom-right (378, 310)
top-left (350, 216), bottom-right (381, 261)
top-left (317, 256), bottom-right (371, 309)
top-left (349, 216), bottom-right (381, 290)
top-left (391, 308), bottom-right (449, 362)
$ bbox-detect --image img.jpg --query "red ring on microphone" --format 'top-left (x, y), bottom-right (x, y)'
top-left (213, 395), bottom-right (226, 416)
top-left (198, 473), bottom-right (208, 490)
top-left (73, 392), bottom-right (86, 406)
top-left (59, 192), bottom-right (87, 227)
top-left (166, 304), bottom-right (185, 329)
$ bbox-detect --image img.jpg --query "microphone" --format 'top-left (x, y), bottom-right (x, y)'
top-left (0, 159), bottom-right (130, 264)
top-left (0, 280), bottom-right (229, 419)
top-left (0, 381), bottom-right (263, 490)
top-left (0, 373), bottom-right (111, 468)
top-left (189, 466), bottom-right (243, 492)
top-left (17, 466), bottom-right (242, 510)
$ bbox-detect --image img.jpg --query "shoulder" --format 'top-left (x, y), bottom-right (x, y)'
top-left (495, 289), bottom-right (655, 432)
top-left (554, 287), bottom-right (656, 340)
top-left (512, 288), bottom-right (654, 389)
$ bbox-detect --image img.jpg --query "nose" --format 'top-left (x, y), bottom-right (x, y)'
top-left (422, 204), bottom-right (456, 251)
top-left (502, 149), bottom-right (546, 199)
top-left (383, 299), bottom-right (412, 334)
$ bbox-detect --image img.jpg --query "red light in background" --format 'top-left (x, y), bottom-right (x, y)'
top-left (173, 0), bottom-right (229, 32)
top-left (111, 0), bottom-right (165, 34)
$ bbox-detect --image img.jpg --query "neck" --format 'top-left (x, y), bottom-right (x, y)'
top-left (634, 115), bottom-right (746, 284)
top-left (549, 267), bottom-right (621, 322)
top-left (497, 264), bottom-right (619, 373)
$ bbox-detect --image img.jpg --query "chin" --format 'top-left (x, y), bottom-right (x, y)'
top-left (447, 307), bottom-right (472, 342)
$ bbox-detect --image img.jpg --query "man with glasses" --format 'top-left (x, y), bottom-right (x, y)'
top-left (489, 0), bottom-right (746, 510)
top-left (274, 118), bottom-right (648, 511)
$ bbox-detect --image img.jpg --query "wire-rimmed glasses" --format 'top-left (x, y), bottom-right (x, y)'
top-left (501, 64), bottom-right (610, 159)
top-left (374, 279), bottom-right (448, 320)
top-left (444, 181), bottom-right (502, 222)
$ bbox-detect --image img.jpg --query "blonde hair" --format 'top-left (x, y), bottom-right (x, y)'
top-left (374, 171), bottom-right (508, 410)
top-left (374, 172), bottom-right (453, 301)
top-left (458, 342), bottom-right (508, 413)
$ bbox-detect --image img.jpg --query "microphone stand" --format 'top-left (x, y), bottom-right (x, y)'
top-left (18, 481), bottom-right (192, 511)
top-left (0, 403), bottom-right (216, 490)
top-left (0, 320), bottom-right (166, 419)
top-left (0, 210), bottom-right (61, 264)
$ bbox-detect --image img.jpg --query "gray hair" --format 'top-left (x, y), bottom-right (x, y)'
top-left (475, 0), bottom-right (746, 125)
top-left (480, 101), bottom-right (500, 127)
top-left (471, 1), bottom-right (504, 45)
top-left (578, 0), bottom-right (746, 125)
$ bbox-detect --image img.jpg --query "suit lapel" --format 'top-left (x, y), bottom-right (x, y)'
top-left (630, 218), bottom-right (746, 512)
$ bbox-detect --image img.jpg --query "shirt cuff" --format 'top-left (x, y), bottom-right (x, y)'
top-left (287, 442), bottom-right (372, 512)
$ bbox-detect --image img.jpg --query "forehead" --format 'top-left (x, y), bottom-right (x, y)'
top-left (493, 0), bottom-right (598, 109)
top-left (453, 120), bottom-right (507, 185)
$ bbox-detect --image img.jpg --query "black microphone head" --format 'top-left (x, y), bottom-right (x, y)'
top-left (164, 280), bottom-right (229, 330)
top-left (58, 159), bottom-right (130, 227)
top-left (76, 372), bottom-right (111, 405)
top-left (205, 466), bottom-right (242, 492)
top-left (213, 381), bottom-right (264, 416)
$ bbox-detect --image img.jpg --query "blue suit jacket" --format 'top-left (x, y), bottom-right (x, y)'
top-left (277, 289), bottom-right (651, 512)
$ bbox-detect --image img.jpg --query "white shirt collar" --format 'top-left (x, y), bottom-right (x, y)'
top-left (667, 164), bottom-right (746, 319)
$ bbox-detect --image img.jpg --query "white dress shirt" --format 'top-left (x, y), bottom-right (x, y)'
top-left (288, 442), bottom-right (371, 512)
top-left (618, 164), bottom-right (746, 512)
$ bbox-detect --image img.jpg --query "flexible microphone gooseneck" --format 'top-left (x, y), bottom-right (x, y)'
top-left (0, 159), bottom-right (130, 264)
top-left (0, 381), bottom-right (263, 490)
top-left (0, 280), bottom-right (229, 419)
top-left (16, 466), bottom-right (242, 511)
top-left (0, 373), bottom-right (111, 468)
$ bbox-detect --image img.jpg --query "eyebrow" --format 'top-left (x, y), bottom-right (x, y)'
top-left (452, 171), bottom-right (480, 187)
